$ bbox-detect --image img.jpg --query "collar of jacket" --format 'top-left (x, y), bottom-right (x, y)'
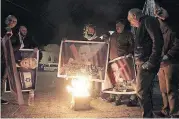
top-left (139, 15), bottom-right (148, 22)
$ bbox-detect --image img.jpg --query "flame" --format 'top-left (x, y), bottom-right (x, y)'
top-left (67, 76), bottom-right (90, 97)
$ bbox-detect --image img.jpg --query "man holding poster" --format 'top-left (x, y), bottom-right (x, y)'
top-left (58, 24), bottom-right (109, 98)
top-left (106, 19), bottom-right (137, 106)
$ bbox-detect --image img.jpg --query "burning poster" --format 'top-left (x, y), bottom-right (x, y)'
top-left (103, 55), bottom-right (137, 94)
top-left (58, 40), bottom-right (109, 82)
top-left (5, 49), bottom-right (39, 92)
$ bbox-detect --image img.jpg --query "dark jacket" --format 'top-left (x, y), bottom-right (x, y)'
top-left (1, 28), bottom-right (19, 64)
top-left (159, 21), bottom-right (179, 66)
top-left (11, 34), bottom-right (37, 50)
top-left (110, 31), bottom-right (134, 60)
top-left (111, 31), bottom-right (134, 56)
top-left (135, 15), bottom-right (164, 70)
top-left (156, 9), bottom-right (179, 66)
top-left (163, 37), bottom-right (179, 65)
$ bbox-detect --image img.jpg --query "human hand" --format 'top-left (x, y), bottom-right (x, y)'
top-left (162, 55), bottom-right (169, 61)
top-left (141, 61), bottom-right (154, 70)
top-left (135, 59), bottom-right (144, 66)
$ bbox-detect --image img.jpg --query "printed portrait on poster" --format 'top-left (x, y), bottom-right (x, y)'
top-left (58, 40), bottom-right (109, 82)
top-left (103, 55), bottom-right (137, 94)
top-left (5, 49), bottom-right (39, 92)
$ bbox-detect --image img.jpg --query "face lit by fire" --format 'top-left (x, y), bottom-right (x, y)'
top-left (87, 26), bottom-right (95, 36)
top-left (20, 58), bottom-right (37, 69)
top-left (127, 12), bottom-right (140, 28)
top-left (5, 15), bottom-right (17, 28)
top-left (19, 26), bottom-right (28, 37)
top-left (116, 23), bottom-right (125, 33)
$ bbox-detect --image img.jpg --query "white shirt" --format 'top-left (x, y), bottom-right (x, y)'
top-left (18, 32), bottom-right (24, 49)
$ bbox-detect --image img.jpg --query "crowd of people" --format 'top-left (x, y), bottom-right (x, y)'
top-left (1, 1), bottom-right (179, 118)
top-left (74, 3), bottom-right (179, 118)
top-left (1, 15), bottom-right (38, 105)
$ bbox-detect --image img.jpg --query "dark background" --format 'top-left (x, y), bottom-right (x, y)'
top-left (1, 0), bottom-right (179, 46)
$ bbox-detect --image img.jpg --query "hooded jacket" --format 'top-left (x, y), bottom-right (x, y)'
top-left (110, 29), bottom-right (134, 60)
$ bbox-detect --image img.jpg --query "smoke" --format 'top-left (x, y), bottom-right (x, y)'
top-left (142, 0), bottom-right (156, 16)
top-left (41, 0), bottom-right (145, 44)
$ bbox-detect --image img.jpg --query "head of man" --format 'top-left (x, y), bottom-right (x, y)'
top-left (154, 2), bottom-right (162, 16)
top-left (5, 15), bottom-right (17, 28)
top-left (116, 20), bottom-right (126, 33)
top-left (19, 26), bottom-right (28, 37)
top-left (127, 8), bottom-right (143, 28)
top-left (78, 45), bottom-right (91, 62)
top-left (83, 24), bottom-right (97, 40)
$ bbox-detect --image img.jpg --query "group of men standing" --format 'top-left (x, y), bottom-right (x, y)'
top-left (128, 5), bottom-right (179, 117)
top-left (1, 2), bottom-right (179, 118)
top-left (81, 4), bottom-right (179, 118)
top-left (1, 15), bottom-right (38, 104)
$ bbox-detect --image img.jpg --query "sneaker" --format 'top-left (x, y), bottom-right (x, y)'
top-left (126, 99), bottom-right (138, 107)
top-left (113, 99), bottom-right (122, 106)
top-left (154, 111), bottom-right (168, 117)
top-left (169, 115), bottom-right (179, 118)
top-left (1, 99), bottom-right (9, 104)
top-left (107, 97), bottom-right (115, 102)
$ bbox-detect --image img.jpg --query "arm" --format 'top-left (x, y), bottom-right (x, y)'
top-left (127, 33), bottom-right (134, 55)
top-left (109, 34), bottom-right (118, 60)
top-left (154, 7), bottom-right (169, 20)
top-left (145, 17), bottom-right (164, 65)
top-left (166, 35), bottom-right (179, 59)
top-left (24, 36), bottom-right (38, 49)
top-left (11, 36), bottom-right (21, 51)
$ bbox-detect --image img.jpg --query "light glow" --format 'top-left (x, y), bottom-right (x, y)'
top-left (67, 76), bottom-right (90, 97)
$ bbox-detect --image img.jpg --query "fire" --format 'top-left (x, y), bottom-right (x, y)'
top-left (67, 76), bottom-right (90, 97)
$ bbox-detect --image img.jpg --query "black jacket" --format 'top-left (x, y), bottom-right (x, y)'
top-left (160, 25), bottom-right (179, 65)
top-left (135, 15), bottom-right (164, 69)
top-left (111, 31), bottom-right (134, 57)
top-left (11, 34), bottom-right (37, 50)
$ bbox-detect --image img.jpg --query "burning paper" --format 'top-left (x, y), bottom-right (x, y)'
top-left (67, 76), bottom-right (91, 110)
top-left (67, 76), bottom-right (90, 97)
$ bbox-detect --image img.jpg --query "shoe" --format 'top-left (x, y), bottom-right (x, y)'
top-left (169, 115), bottom-right (179, 118)
top-left (1, 99), bottom-right (9, 104)
top-left (107, 97), bottom-right (115, 102)
top-left (126, 99), bottom-right (138, 107)
top-left (113, 99), bottom-right (122, 106)
top-left (154, 111), bottom-right (168, 117)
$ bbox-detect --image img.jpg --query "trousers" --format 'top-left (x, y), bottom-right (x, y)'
top-left (136, 64), bottom-right (156, 118)
top-left (158, 64), bottom-right (179, 116)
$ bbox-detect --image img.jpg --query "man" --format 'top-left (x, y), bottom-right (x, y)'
top-left (111, 20), bottom-right (134, 57)
top-left (127, 8), bottom-right (164, 117)
top-left (154, 3), bottom-right (179, 118)
top-left (108, 20), bottom-right (137, 106)
top-left (13, 26), bottom-right (40, 67)
top-left (1, 15), bottom-right (17, 37)
top-left (1, 15), bottom-right (18, 105)
top-left (83, 24), bottom-right (101, 41)
top-left (14, 25), bottom-right (37, 49)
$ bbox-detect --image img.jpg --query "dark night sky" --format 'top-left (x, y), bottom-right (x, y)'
top-left (1, 0), bottom-right (179, 46)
